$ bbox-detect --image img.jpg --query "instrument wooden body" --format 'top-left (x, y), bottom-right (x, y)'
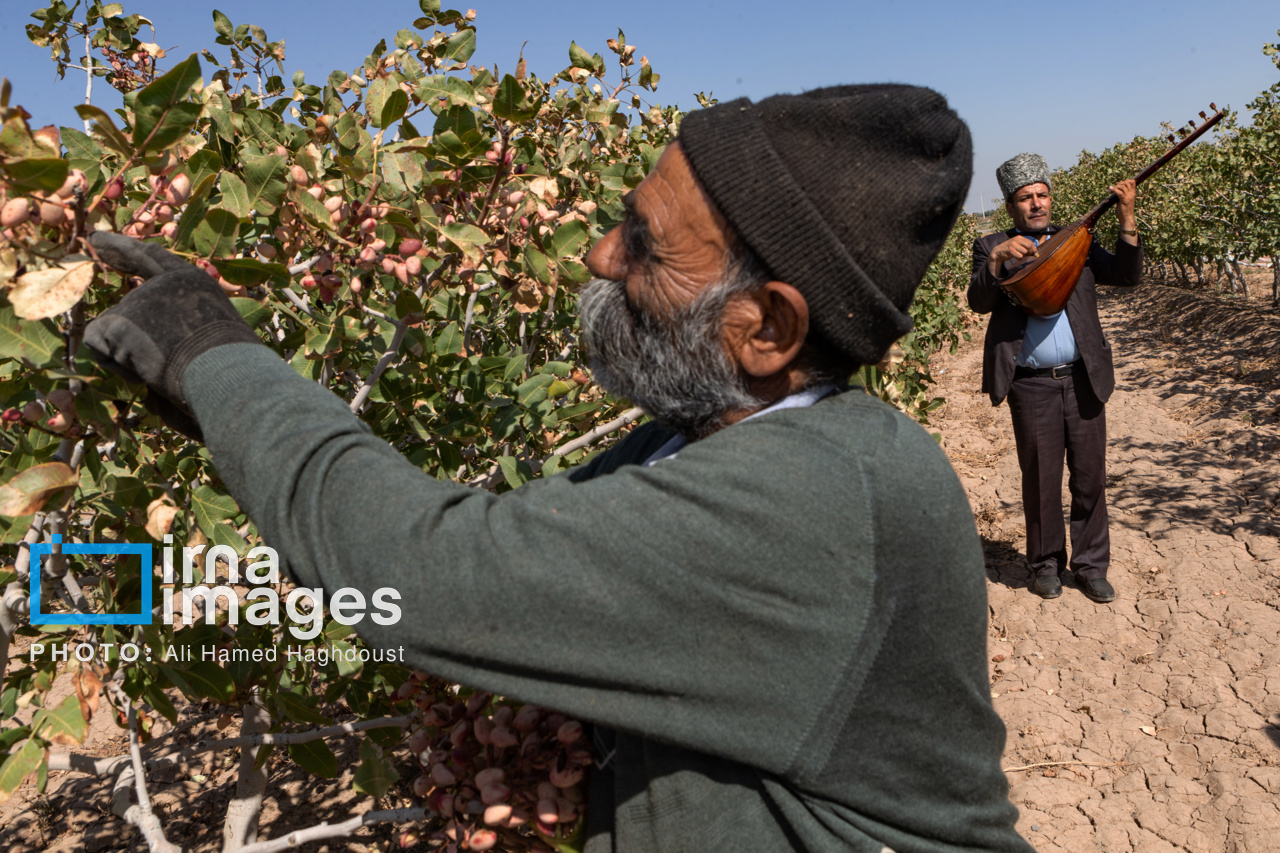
top-left (999, 107), bottom-right (1224, 317)
top-left (1000, 221), bottom-right (1095, 316)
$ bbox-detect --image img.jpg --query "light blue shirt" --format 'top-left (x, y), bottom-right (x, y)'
top-left (1018, 310), bottom-right (1079, 368)
top-left (1013, 231), bottom-right (1079, 368)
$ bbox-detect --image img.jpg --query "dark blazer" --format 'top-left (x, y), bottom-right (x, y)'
top-left (968, 226), bottom-right (1143, 405)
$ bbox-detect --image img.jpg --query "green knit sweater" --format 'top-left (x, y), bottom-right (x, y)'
top-left (185, 344), bottom-right (1031, 853)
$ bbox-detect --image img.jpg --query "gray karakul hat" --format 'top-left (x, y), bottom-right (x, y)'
top-left (996, 153), bottom-right (1051, 199)
top-left (676, 84), bottom-right (973, 367)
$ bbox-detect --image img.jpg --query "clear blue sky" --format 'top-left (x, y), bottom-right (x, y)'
top-left (2, 1), bottom-right (1277, 213)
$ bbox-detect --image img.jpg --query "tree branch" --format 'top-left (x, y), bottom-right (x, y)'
top-left (201, 715), bottom-right (411, 752)
top-left (13, 513), bottom-right (47, 581)
top-left (48, 716), bottom-right (411, 779)
top-left (127, 705), bottom-right (157, 811)
top-left (81, 10), bottom-right (93, 133)
top-left (359, 304), bottom-right (393, 323)
top-left (122, 704), bottom-right (182, 853)
top-left (287, 256), bottom-right (321, 276)
top-left (135, 709), bottom-right (225, 755)
top-left (1003, 760), bottom-right (1125, 773)
top-left (348, 324), bottom-right (406, 413)
top-left (4, 516), bottom-right (41, 698)
top-left (348, 259), bottom-right (452, 414)
top-left (462, 289), bottom-right (480, 352)
top-left (471, 128), bottom-right (511, 229)
top-left (277, 287), bottom-right (315, 318)
top-left (151, 715), bottom-right (412, 768)
top-left (554, 406), bottom-right (645, 458)
top-left (468, 406), bottom-right (644, 489)
top-left (235, 806), bottom-right (428, 853)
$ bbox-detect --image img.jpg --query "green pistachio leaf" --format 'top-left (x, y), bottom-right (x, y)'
top-left (133, 54), bottom-right (203, 152)
top-left (289, 739), bottom-right (339, 778)
top-left (192, 208), bottom-right (240, 259)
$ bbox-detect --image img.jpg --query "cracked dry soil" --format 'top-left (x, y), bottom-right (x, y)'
top-left (932, 281), bottom-right (1280, 853)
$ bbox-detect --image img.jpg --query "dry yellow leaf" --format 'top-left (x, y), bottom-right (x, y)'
top-left (186, 525), bottom-right (208, 549)
top-left (0, 247), bottom-right (18, 286)
top-left (513, 282), bottom-right (544, 314)
top-left (146, 497), bottom-right (180, 540)
top-left (9, 260), bottom-right (95, 320)
top-left (0, 461), bottom-right (77, 516)
top-left (527, 176), bottom-right (559, 205)
top-left (73, 668), bottom-right (102, 724)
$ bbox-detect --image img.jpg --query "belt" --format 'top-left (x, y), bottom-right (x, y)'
top-left (1014, 359), bottom-right (1081, 380)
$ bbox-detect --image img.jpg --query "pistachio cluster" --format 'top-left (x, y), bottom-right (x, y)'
top-left (397, 677), bottom-right (590, 853)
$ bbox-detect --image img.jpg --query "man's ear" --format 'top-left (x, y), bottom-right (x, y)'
top-left (725, 281), bottom-right (809, 378)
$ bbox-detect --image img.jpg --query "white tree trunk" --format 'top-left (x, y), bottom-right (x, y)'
top-left (222, 700), bottom-right (272, 852)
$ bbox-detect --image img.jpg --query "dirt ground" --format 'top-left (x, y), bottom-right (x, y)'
top-left (932, 280), bottom-right (1280, 852)
top-left (2, 278), bottom-right (1278, 852)
top-left (0, 673), bottom-right (399, 853)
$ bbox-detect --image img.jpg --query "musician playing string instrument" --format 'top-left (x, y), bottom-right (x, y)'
top-left (968, 153), bottom-right (1141, 604)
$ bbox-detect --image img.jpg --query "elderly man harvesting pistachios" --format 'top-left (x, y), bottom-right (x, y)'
top-left (85, 85), bottom-right (1032, 852)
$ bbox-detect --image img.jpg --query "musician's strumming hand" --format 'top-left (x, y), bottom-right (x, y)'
top-left (1111, 178), bottom-right (1138, 245)
top-left (988, 235), bottom-right (1040, 277)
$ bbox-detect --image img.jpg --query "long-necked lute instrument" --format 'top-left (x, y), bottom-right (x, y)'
top-left (1000, 105), bottom-right (1224, 317)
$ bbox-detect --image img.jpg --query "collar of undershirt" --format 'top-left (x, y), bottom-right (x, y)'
top-left (642, 383), bottom-right (840, 467)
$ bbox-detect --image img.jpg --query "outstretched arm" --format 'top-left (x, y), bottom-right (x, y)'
top-left (179, 343), bottom-right (901, 776)
top-left (80, 234), bottom-right (903, 776)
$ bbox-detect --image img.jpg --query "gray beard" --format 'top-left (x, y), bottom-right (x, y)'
top-left (577, 275), bottom-right (764, 440)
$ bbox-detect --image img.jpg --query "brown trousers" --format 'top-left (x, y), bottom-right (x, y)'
top-left (1006, 373), bottom-right (1109, 580)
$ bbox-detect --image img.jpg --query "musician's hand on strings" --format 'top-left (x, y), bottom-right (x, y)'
top-left (1110, 178), bottom-right (1138, 243)
top-left (988, 235), bottom-right (1040, 277)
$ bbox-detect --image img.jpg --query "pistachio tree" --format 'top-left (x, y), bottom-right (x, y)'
top-left (2, 4), bottom-right (676, 849)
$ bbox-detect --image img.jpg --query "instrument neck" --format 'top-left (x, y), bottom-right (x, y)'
top-left (1082, 109), bottom-right (1224, 230)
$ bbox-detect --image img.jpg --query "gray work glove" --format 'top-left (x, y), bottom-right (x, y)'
top-left (85, 232), bottom-right (262, 438)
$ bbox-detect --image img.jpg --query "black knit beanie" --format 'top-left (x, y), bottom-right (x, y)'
top-left (677, 84), bottom-right (973, 366)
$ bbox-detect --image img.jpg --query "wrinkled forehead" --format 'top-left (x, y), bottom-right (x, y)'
top-left (630, 143), bottom-right (730, 234)
top-left (1010, 182), bottom-right (1051, 203)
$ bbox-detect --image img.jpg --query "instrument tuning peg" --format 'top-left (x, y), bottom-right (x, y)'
top-left (1210, 102), bottom-right (1217, 111)
top-left (1188, 119), bottom-right (1197, 128)
top-left (1167, 135), bottom-right (1176, 143)
top-left (1198, 111), bottom-right (1207, 119)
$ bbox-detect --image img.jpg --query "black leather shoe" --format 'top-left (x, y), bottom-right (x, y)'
top-left (1030, 574), bottom-right (1062, 599)
top-left (1079, 577), bottom-right (1116, 604)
